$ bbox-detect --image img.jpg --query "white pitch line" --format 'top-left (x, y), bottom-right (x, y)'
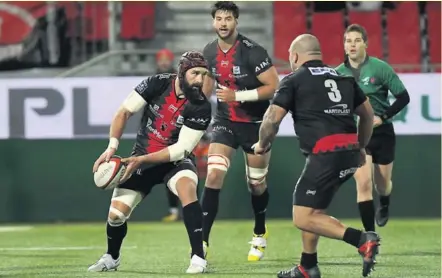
top-left (0, 246), bottom-right (137, 251)
top-left (0, 226), bottom-right (34, 232)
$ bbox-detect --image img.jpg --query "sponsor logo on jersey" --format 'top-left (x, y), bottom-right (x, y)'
top-left (324, 104), bottom-right (351, 115)
top-left (242, 39), bottom-right (254, 48)
top-left (361, 76), bottom-right (370, 85)
top-left (233, 66), bottom-right (240, 74)
top-left (308, 67), bottom-right (338, 76)
top-left (148, 104), bottom-right (162, 118)
top-left (188, 117), bottom-right (209, 125)
top-left (339, 167), bottom-right (358, 179)
top-left (255, 58), bottom-right (270, 73)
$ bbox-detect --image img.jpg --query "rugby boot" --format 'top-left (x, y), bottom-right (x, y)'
top-left (358, 231), bottom-right (381, 277)
top-left (87, 253), bottom-right (120, 272)
top-left (162, 211), bottom-right (179, 222)
top-left (186, 254), bottom-right (207, 274)
top-left (247, 226), bottom-right (268, 261)
top-left (277, 265), bottom-right (321, 278)
top-left (189, 241), bottom-right (209, 259)
top-left (375, 205), bottom-right (389, 227)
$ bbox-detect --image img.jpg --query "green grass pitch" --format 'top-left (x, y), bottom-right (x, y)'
top-left (0, 219), bottom-right (440, 277)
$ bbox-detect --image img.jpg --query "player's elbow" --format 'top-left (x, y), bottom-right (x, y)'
top-left (115, 107), bottom-right (133, 121)
top-left (398, 90), bottom-right (410, 105)
top-left (167, 143), bottom-right (191, 162)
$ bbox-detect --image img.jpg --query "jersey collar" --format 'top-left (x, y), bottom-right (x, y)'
top-left (302, 60), bottom-right (324, 67)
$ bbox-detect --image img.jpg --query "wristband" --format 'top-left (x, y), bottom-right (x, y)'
top-left (235, 89), bottom-right (259, 102)
top-left (108, 137), bottom-right (119, 150)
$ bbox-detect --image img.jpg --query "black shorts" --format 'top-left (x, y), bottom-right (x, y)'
top-left (119, 158), bottom-right (197, 196)
top-left (211, 118), bottom-right (270, 154)
top-left (366, 123), bottom-right (396, 165)
top-left (293, 151), bottom-right (361, 210)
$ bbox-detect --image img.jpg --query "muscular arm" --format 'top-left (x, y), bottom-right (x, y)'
top-left (236, 47), bottom-right (279, 102)
top-left (140, 126), bottom-right (206, 163)
top-left (255, 67), bottom-right (280, 100)
top-left (108, 91), bottom-right (147, 148)
top-left (258, 104), bottom-right (288, 147)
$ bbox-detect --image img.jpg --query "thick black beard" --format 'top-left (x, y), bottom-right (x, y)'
top-left (181, 79), bottom-right (204, 104)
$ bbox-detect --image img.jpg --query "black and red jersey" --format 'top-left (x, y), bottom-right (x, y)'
top-left (132, 73), bottom-right (212, 156)
top-left (203, 33), bottom-right (273, 123)
top-left (272, 60), bottom-right (367, 154)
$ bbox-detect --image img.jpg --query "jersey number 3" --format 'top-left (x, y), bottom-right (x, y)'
top-left (324, 79), bottom-right (342, 102)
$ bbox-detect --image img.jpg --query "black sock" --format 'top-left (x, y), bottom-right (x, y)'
top-left (201, 187), bottom-right (220, 244)
top-left (300, 252), bottom-right (318, 269)
top-left (106, 222), bottom-right (127, 260)
top-left (251, 188), bottom-right (269, 235)
top-left (343, 227), bottom-right (363, 248)
top-left (183, 201), bottom-right (204, 259)
top-left (358, 200), bottom-right (375, 232)
top-left (379, 195), bottom-right (390, 207)
top-left (167, 188), bottom-right (179, 208)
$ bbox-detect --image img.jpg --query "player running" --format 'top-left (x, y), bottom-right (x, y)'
top-left (200, 1), bottom-right (280, 261)
top-left (89, 51), bottom-right (212, 274)
top-left (336, 24), bottom-right (410, 231)
top-left (253, 34), bottom-right (380, 278)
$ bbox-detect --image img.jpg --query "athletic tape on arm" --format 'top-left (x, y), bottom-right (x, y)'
top-left (167, 125), bottom-right (205, 161)
top-left (122, 91), bottom-right (148, 113)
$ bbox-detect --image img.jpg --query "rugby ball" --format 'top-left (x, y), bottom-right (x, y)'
top-left (94, 155), bottom-right (126, 190)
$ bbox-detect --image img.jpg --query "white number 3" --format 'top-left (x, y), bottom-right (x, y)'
top-left (324, 79), bottom-right (342, 102)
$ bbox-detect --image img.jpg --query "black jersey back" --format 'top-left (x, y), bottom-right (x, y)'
top-left (272, 60), bottom-right (367, 154)
top-left (132, 73), bottom-right (212, 155)
top-left (203, 33), bottom-right (273, 123)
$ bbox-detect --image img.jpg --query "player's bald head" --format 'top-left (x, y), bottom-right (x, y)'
top-left (289, 34), bottom-right (322, 55)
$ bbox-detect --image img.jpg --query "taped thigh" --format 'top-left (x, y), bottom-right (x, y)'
top-left (245, 166), bottom-right (269, 185)
top-left (207, 154), bottom-right (230, 172)
top-left (167, 169), bottom-right (198, 196)
top-left (110, 188), bottom-right (143, 220)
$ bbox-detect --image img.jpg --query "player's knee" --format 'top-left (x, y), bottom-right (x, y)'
top-left (292, 208), bottom-right (310, 229)
top-left (108, 206), bottom-right (128, 227)
top-left (168, 170), bottom-right (198, 205)
top-left (108, 188), bottom-right (143, 226)
top-left (246, 166), bottom-right (268, 195)
top-left (206, 154), bottom-right (230, 189)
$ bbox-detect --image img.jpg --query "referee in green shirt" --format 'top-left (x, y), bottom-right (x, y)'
top-left (336, 24), bottom-right (410, 232)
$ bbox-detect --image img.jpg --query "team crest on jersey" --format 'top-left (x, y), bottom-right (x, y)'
top-left (221, 60), bottom-right (229, 67)
top-left (233, 66), bottom-right (241, 74)
top-left (168, 105), bottom-right (178, 113)
top-left (161, 122), bottom-right (168, 131)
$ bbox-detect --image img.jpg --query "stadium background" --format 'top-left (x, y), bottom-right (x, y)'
top-left (0, 1), bottom-right (440, 223)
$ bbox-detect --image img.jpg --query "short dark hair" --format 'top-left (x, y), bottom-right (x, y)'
top-left (211, 1), bottom-right (239, 19)
top-left (344, 24), bottom-right (368, 43)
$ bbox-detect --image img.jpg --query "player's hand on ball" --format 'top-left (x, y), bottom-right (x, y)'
top-left (216, 85), bottom-right (236, 102)
top-left (252, 141), bottom-right (270, 155)
top-left (373, 116), bottom-right (383, 128)
top-left (359, 148), bottom-right (367, 167)
top-left (92, 148), bottom-right (116, 173)
top-left (119, 156), bottom-right (142, 184)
